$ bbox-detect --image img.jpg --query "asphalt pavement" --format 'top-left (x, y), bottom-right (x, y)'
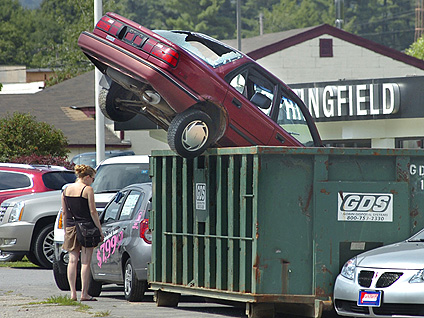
top-left (0, 266), bottom-right (340, 318)
top-left (0, 266), bottom-right (250, 318)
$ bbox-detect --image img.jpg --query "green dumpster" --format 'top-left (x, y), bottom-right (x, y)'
top-left (148, 146), bottom-right (424, 318)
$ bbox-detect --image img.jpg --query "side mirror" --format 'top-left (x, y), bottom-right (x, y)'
top-left (114, 192), bottom-right (123, 203)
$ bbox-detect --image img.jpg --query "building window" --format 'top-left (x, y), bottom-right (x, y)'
top-left (320, 38), bottom-right (333, 57)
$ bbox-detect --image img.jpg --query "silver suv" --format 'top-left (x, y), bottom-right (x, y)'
top-left (0, 155), bottom-right (149, 269)
top-left (0, 190), bottom-right (65, 268)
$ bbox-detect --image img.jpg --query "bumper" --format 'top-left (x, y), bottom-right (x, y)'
top-left (334, 271), bottom-right (424, 318)
top-left (53, 240), bottom-right (68, 274)
top-left (126, 242), bottom-right (151, 280)
top-left (78, 31), bottom-right (197, 113)
top-left (0, 222), bottom-right (34, 251)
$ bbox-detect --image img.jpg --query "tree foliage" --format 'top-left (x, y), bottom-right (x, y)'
top-left (0, 112), bottom-right (69, 162)
top-left (406, 35), bottom-right (424, 60)
top-left (1, 0), bottom-right (419, 82)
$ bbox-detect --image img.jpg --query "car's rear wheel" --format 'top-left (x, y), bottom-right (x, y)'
top-left (124, 258), bottom-right (146, 302)
top-left (99, 82), bottom-right (138, 122)
top-left (88, 272), bottom-right (102, 297)
top-left (33, 224), bottom-right (54, 269)
top-left (167, 109), bottom-right (214, 159)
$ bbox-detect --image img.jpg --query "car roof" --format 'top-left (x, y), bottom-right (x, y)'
top-left (120, 182), bottom-right (152, 192)
top-left (97, 155), bottom-right (149, 166)
top-left (0, 163), bottom-right (70, 172)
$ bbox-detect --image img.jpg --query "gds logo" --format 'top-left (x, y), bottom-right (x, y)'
top-left (340, 194), bottom-right (392, 212)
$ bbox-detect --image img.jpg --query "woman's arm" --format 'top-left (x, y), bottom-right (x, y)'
top-left (61, 193), bottom-right (67, 229)
top-left (86, 186), bottom-right (104, 241)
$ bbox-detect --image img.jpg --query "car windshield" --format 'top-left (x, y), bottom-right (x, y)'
top-left (42, 172), bottom-right (76, 190)
top-left (91, 163), bottom-right (150, 194)
top-left (155, 30), bottom-right (242, 68)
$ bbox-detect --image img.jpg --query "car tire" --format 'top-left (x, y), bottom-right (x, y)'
top-left (0, 251), bottom-right (24, 262)
top-left (99, 82), bottom-right (138, 122)
top-left (33, 223), bottom-right (55, 269)
top-left (88, 272), bottom-right (102, 297)
top-left (53, 260), bottom-right (70, 291)
top-left (167, 109), bottom-right (214, 159)
top-left (124, 258), bottom-right (146, 302)
top-left (26, 251), bottom-right (42, 267)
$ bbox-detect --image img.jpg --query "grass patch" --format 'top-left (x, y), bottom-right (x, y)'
top-left (29, 295), bottom-right (90, 311)
top-left (0, 256), bottom-right (38, 268)
top-left (92, 310), bottom-right (111, 317)
top-left (29, 295), bottom-right (110, 316)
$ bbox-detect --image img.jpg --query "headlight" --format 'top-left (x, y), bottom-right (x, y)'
top-left (341, 257), bottom-right (357, 280)
top-left (8, 202), bottom-right (25, 222)
top-left (410, 269), bottom-right (424, 283)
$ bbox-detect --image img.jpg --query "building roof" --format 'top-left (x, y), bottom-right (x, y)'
top-left (223, 24), bottom-right (424, 71)
top-left (0, 71), bottom-right (125, 148)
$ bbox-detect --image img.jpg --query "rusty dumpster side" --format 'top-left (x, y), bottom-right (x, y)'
top-left (148, 146), bottom-right (424, 318)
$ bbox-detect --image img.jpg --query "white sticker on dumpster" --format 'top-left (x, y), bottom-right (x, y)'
top-left (196, 183), bottom-right (206, 210)
top-left (338, 192), bottom-right (393, 222)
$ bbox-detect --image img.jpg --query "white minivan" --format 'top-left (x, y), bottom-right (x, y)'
top-left (53, 155), bottom-right (150, 290)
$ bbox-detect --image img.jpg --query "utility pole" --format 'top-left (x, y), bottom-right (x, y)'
top-left (416, 0), bottom-right (424, 41)
top-left (94, 0), bottom-right (105, 165)
top-left (259, 12), bottom-right (264, 36)
top-left (335, 0), bottom-right (344, 29)
top-left (236, 0), bottom-right (241, 51)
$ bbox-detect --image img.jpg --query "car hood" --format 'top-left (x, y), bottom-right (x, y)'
top-left (357, 241), bottom-right (424, 270)
top-left (1, 190), bottom-right (62, 205)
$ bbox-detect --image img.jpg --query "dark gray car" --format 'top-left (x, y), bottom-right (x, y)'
top-left (88, 182), bottom-right (152, 301)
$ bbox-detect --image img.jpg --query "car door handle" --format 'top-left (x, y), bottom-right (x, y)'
top-left (232, 97), bottom-right (242, 109)
top-left (276, 133), bottom-right (285, 144)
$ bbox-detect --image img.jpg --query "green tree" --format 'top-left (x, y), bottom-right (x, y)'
top-left (0, 0), bottom-right (33, 65)
top-left (260, 0), bottom-right (334, 34)
top-left (31, 0), bottom-right (122, 85)
top-left (344, 0), bottom-right (415, 51)
top-left (405, 35), bottom-right (424, 60)
top-left (0, 112), bottom-right (69, 162)
top-left (164, 0), bottom-right (235, 39)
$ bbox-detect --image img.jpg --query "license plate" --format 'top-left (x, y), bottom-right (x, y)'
top-left (358, 290), bottom-right (382, 307)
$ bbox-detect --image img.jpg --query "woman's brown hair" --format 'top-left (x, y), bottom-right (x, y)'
top-left (74, 164), bottom-right (96, 179)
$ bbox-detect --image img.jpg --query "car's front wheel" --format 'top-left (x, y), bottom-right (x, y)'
top-left (99, 82), bottom-right (138, 122)
top-left (32, 223), bottom-right (55, 269)
top-left (124, 258), bottom-right (147, 302)
top-left (53, 260), bottom-right (70, 291)
top-left (0, 251), bottom-right (24, 262)
top-left (167, 109), bottom-right (214, 159)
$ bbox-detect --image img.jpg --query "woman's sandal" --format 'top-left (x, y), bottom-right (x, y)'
top-left (80, 297), bottom-right (97, 301)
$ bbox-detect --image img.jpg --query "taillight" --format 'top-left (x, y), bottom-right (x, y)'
top-left (96, 16), bottom-right (115, 33)
top-left (58, 211), bottom-right (63, 229)
top-left (139, 219), bottom-right (152, 244)
top-left (151, 44), bottom-right (179, 67)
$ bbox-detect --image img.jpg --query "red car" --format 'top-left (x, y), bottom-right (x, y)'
top-left (0, 164), bottom-right (75, 204)
top-left (78, 12), bottom-right (322, 158)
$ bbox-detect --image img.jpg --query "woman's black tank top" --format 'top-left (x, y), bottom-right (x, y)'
top-left (64, 186), bottom-right (91, 227)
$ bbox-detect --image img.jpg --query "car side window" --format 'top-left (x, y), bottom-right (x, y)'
top-left (230, 74), bottom-right (246, 95)
top-left (229, 68), bottom-right (275, 116)
top-left (0, 172), bottom-right (31, 191)
top-left (277, 95), bottom-right (314, 147)
top-left (103, 190), bottom-right (127, 223)
top-left (119, 190), bottom-right (143, 221)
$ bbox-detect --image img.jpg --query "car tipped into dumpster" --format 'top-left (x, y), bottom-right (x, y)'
top-left (78, 12), bottom-right (322, 159)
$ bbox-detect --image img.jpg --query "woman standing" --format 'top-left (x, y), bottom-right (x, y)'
top-left (61, 164), bottom-right (104, 301)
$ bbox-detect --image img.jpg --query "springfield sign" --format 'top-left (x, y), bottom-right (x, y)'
top-left (293, 83), bottom-right (399, 119)
top-left (338, 192), bottom-right (393, 222)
